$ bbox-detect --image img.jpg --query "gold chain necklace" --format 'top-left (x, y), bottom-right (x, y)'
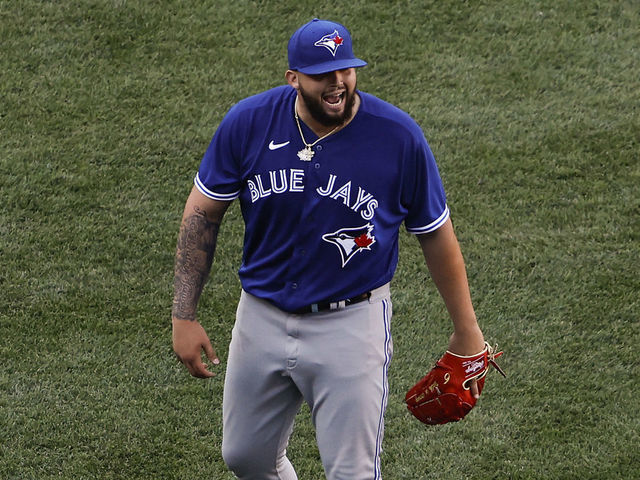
top-left (294, 97), bottom-right (339, 161)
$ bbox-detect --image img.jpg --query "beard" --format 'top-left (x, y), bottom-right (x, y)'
top-left (298, 83), bottom-right (357, 128)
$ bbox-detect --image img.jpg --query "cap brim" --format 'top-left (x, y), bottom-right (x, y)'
top-left (296, 58), bottom-right (367, 75)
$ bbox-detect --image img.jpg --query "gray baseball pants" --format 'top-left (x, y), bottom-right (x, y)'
top-left (221, 284), bottom-right (393, 480)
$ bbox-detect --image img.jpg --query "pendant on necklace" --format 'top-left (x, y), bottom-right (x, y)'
top-left (297, 147), bottom-right (314, 162)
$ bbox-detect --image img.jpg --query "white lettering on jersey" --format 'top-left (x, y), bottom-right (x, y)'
top-left (247, 179), bottom-right (259, 203)
top-left (329, 181), bottom-right (351, 205)
top-left (255, 174), bottom-right (271, 198)
top-left (248, 170), bottom-right (378, 219)
top-left (316, 174), bottom-right (336, 196)
top-left (361, 198), bottom-right (378, 220)
top-left (290, 169), bottom-right (305, 192)
top-left (248, 168), bottom-right (306, 203)
top-left (270, 169), bottom-right (288, 194)
top-left (351, 187), bottom-right (373, 212)
top-left (317, 175), bottom-right (378, 219)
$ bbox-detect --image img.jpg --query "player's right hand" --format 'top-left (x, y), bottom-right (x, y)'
top-left (172, 318), bottom-right (220, 378)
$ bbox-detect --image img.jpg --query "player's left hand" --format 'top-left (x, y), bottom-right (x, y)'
top-left (404, 341), bottom-right (505, 425)
top-left (447, 326), bottom-right (485, 397)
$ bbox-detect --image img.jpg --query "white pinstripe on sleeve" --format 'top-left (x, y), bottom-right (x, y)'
top-left (194, 172), bottom-right (240, 201)
top-left (405, 205), bottom-right (450, 234)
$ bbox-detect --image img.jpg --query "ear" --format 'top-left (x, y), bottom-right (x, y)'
top-left (285, 70), bottom-right (299, 89)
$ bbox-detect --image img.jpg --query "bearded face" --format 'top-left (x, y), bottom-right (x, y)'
top-left (293, 68), bottom-right (358, 129)
top-left (298, 77), bottom-right (357, 127)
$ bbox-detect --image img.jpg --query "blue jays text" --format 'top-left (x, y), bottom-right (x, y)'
top-left (247, 168), bottom-right (379, 220)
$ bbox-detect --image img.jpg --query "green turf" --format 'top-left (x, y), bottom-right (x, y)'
top-left (1, 1), bottom-right (638, 478)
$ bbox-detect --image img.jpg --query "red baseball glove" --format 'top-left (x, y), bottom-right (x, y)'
top-left (405, 342), bottom-right (505, 425)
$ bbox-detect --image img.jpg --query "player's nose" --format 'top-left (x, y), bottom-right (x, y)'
top-left (327, 68), bottom-right (347, 85)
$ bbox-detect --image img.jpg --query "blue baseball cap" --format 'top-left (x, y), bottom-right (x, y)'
top-left (288, 18), bottom-right (367, 74)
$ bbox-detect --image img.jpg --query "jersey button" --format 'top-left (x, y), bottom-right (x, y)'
top-left (291, 282), bottom-right (298, 289)
top-left (314, 163), bottom-right (320, 169)
top-left (316, 145), bottom-right (323, 151)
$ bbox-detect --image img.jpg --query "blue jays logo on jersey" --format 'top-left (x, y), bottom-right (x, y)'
top-left (322, 223), bottom-right (376, 268)
top-left (314, 30), bottom-right (344, 57)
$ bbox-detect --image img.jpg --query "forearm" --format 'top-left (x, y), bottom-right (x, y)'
top-left (172, 206), bottom-right (220, 321)
top-left (426, 247), bottom-right (476, 331)
top-left (418, 219), bottom-right (484, 353)
top-left (419, 222), bottom-right (475, 325)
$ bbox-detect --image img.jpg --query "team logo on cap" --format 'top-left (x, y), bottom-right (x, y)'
top-left (314, 30), bottom-right (344, 57)
top-left (322, 223), bottom-right (375, 267)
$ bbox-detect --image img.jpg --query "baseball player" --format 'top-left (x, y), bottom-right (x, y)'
top-left (172, 18), bottom-right (486, 480)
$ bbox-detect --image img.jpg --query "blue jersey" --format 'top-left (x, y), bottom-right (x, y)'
top-left (196, 85), bottom-right (449, 312)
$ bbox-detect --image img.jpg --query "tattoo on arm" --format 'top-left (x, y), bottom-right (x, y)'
top-left (172, 206), bottom-right (220, 321)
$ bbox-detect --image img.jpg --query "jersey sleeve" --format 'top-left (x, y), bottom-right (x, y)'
top-left (403, 135), bottom-right (450, 234)
top-left (194, 104), bottom-right (245, 201)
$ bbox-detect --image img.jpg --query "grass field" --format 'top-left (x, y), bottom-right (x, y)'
top-left (1, 1), bottom-right (638, 478)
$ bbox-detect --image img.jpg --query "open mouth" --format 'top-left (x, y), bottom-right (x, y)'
top-left (322, 91), bottom-right (345, 108)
